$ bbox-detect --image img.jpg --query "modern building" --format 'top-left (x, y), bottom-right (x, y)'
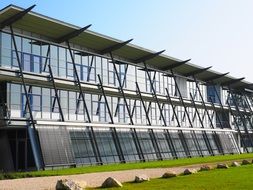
top-left (0, 4), bottom-right (252, 172)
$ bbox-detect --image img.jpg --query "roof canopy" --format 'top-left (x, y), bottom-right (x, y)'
top-left (0, 4), bottom-right (251, 90)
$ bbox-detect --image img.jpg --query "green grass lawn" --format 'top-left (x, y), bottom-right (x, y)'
top-left (1, 153), bottom-right (253, 180)
top-left (95, 164), bottom-right (253, 190)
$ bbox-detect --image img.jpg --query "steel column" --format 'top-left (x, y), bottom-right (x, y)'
top-left (170, 70), bottom-right (203, 157)
top-left (143, 62), bottom-right (178, 159)
top-left (235, 93), bottom-right (253, 130)
top-left (212, 84), bottom-right (248, 152)
top-left (225, 92), bottom-right (250, 152)
top-left (130, 99), bottom-right (137, 119)
top-left (66, 41), bottom-right (102, 164)
top-left (189, 93), bottom-right (215, 156)
top-left (207, 96), bottom-right (239, 153)
top-left (23, 86), bottom-right (32, 117)
top-left (136, 82), bottom-right (163, 160)
top-left (110, 52), bottom-right (145, 162)
top-left (45, 45), bottom-right (64, 121)
top-left (114, 64), bottom-right (129, 117)
top-left (10, 25), bottom-right (43, 170)
top-left (165, 88), bottom-right (191, 158)
top-left (193, 77), bottom-right (225, 155)
top-left (242, 92), bottom-right (253, 114)
top-left (228, 88), bottom-right (253, 148)
top-left (97, 74), bottom-right (125, 163)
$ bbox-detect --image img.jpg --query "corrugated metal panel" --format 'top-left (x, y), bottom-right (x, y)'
top-left (37, 125), bottom-right (75, 167)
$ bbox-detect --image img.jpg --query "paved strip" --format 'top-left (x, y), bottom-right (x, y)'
top-left (0, 160), bottom-right (245, 190)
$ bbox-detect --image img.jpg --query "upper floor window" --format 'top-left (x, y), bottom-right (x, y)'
top-left (145, 72), bottom-right (160, 93)
top-left (21, 93), bottom-right (42, 116)
top-left (108, 62), bottom-right (115, 85)
top-left (119, 64), bottom-right (127, 87)
top-left (12, 51), bottom-right (42, 73)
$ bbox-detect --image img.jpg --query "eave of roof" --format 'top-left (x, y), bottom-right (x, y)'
top-left (0, 4), bottom-right (252, 91)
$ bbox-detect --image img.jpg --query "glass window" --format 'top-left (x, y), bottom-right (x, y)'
top-left (22, 53), bottom-right (31, 72)
top-left (1, 32), bottom-right (12, 67)
top-left (117, 130), bottom-right (140, 162)
top-left (69, 91), bottom-right (76, 114)
top-left (82, 56), bottom-right (89, 67)
top-left (41, 45), bottom-right (48, 57)
top-left (82, 65), bottom-right (88, 81)
top-left (67, 62), bottom-right (74, 78)
top-left (95, 56), bottom-right (102, 78)
top-left (59, 47), bottom-right (66, 77)
top-left (1, 32), bottom-right (11, 49)
top-left (108, 70), bottom-right (115, 85)
top-left (50, 45), bottom-right (58, 76)
top-left (118, 104), bottom-right (125, 123)
top-left (32, 94), bottom-right (42, 111)
top-left (136, 130), bottom-right (157, 161)
top-left (41, 57), bottom-right (49, 73)
top-left (87, 56), bottom-right (95, 82)
top-left (76, 95), bottom-right (84, 115)
top-left (51, 96), bottom-right (59, 113)
top-left (31, 40), bottom-right (41, 56)
top-left (88, 66), bottom-right (96, 81)
top-left (119, 64), bottom-right (127, 87)
top-left (94, 129), bottom-right (120, 164)
top-left (75, 63), bottom-right (81, 80)
top-left (13, 35), bottom-right (21, 51)
top-left (21, 93), bottom-right (42, 116)
top-left (11, 50), bottom-right (21, 68)
top-left (22, 38), bottom-right (31, 53)
top-left (32, 55), bottom-right (41, 73)
top-left (50, 45), bottom-right (58, 59)
top-left (69, 128), bottom-right (96, 165)
top-left (154, 131), bottom-right (173, 160)
top-left (92, 96), bottom-right (103, 120)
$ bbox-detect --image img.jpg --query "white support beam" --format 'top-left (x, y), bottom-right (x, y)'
top-left (36, 120), bottom-right (237, 133)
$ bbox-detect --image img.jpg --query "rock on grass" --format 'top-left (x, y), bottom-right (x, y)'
top-left (242, 160), bottom-right (250, 165)
top-left (134, 174), bottom-right (150, 183)
top-left (231, 161), bottom-right (240, 167)
top-left (183, 168), bottom-right (197, 175)
top-left (200, 165), bottom-right (212, 171)
top-left (217, 163), bottom-right (229, 169)
top-left (162, 171), bottom-right (177, 178)
top-left (101, 177), bottom-right (123, 188)
top-left (56, 179), bottom-right (83, 190)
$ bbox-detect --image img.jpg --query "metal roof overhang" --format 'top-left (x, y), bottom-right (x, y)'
top-left (0, 4), bottom-right (252, 91)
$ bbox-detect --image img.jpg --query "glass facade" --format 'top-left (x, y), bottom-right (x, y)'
top-left (0, 27), bottom-right (250, 171)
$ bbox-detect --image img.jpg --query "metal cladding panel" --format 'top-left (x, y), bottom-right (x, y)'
top-left (37, 125), bottom-right (75, 167)
top-left (218, 133), bottom-right (238, 154)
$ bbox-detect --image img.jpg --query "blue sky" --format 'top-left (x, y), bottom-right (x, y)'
top-left (1, 0), bottom-right (253, 82)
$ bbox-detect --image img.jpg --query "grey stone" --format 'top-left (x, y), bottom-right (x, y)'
top-left (162, 171), bottom-right (177, 178)
top-left (134, 174), bottom-right (150, 183)
top-left (217, 163), bottom-right (229, 169)
top-left (231, 161), bottom-right (240, 167)
top-left (101, 177), bottom-right (123, 188)
top-left (242, 160), bottom-right (250, 165)
top-left (183, 168), bottom-right (197, 175)
top-left (200, 165), bottom-right (212, 171)
top-left (56, 179), bottom-right (83, 190)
